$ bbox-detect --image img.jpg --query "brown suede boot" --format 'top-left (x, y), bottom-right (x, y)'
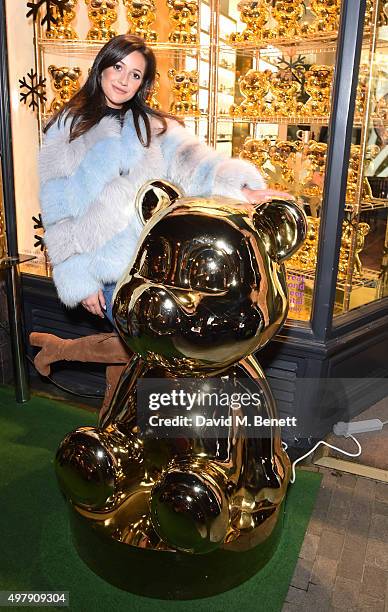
top-left (98, 363), bottom-right (128, 424)
top-left (29, 332), bottom-right (131, 377)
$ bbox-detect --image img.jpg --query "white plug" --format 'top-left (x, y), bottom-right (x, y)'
top-left (333, 419), bottom-right (385, 437)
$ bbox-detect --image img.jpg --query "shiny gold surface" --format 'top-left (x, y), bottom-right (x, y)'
top-left (287, 215), bottom-right (371, 282)
top-left (346, 144), bottom-right (375, 204)
top-left (303, 64), bottom-right (334, 116)
top-left (48, 65), bottom-right (82, 113)
top-left (229, 69), bottom-right (272, 117)
top-left (269, 69), bottom-right (302, 116)
top-left (228, 0), bottom-right (270, 44)
top-left (168, 68), bottom-right (200, 115)
top-left (304, 0), bottom-right (341, 34)
top-left (239, 137), bottom-right (327, 207)
top-left (166, 0), bottom-right (199, 45)
top-left (239, 136), bottom-right (272, 181)
top-left (45, 0), bottom-right (78, 39)
top-left (287, 216), bottom-right (319, 271)
top-left (55, 189), bottom-right (306, 572)
top-left (123, 0), bottom-right (158, 42)
top-left (271, 0), bottom-right (305, 39)
top-left (134, 179), bottom-right (183, 226)
top-left (85, 0), bottom-right (119, 40)
top-left (338, 220), bottom-right (370, 280)
top-left (146, 70), bottom-right (160, 108)
top-left (114, 194), bottom-right (307, 372)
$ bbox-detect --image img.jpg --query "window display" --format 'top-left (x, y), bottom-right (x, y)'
top-left (4, 0), bottom-right (387, 326)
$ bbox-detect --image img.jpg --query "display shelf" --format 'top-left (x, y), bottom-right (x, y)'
top-left (19, 256), bottom-right (51, 277)
top-left (286, 266), bottom-right (381, 290)
top-left (0, 254), bottom-right (36, 270)
top-left (218, 114), bottom-right (333, 125)
top-left (345, 198), bottom-right (388, 211)
top-left (38, 39), bottom-right (206, 54)
top-left (224, 26), bottom-right (377, 55)
top-left (220, 32), bottom-right (337, 56)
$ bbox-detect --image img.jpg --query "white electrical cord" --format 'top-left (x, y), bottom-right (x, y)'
top-left (284, 435), bottom-right (362, 484)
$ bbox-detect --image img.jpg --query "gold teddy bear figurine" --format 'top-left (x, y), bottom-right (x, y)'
top-left (168, 68), bottom-right (199, 115)
top-left (301, 0), bottom-right (340, 34)
top-left (302, 65), bottom-right (334, 117)
top-left (123, 0), bottom-right (158, 41)
top-left (48, 65), bottom-right (82, 114)
top-left (302, 140), bottom-right (327, 197)
top-left (269, 69), bottom-right (302, 116)
top-left (230, 69), bottom-right (271, 117)
top-left (167, 0), bottom-right (199, 44)
top-left (287, 216), bottom-right (320, 271)
top-left (229, 0), bottom-right (270, 44)
top-left (85, 0), bottom-right (119, 40)
top-left (267, 140), bottom-right (300, 188)
top-left (271, 0), bottom-right (305, 38)
top-left (346, 144), bottom-right (374, 204)
top-left (338, 220), bottom-right (370, 279)
top-left (239, 136), bottom-right (272, 180)
top-left (45, 0), bottom-right (78, 39)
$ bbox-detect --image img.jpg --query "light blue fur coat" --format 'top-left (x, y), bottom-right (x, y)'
top-left (39, 110), bottom-right (266, 307)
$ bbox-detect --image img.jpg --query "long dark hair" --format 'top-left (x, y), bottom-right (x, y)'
top-left (44, 34), bottom-right (178, 146)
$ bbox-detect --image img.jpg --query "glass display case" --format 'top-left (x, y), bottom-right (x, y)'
top-left (1, 0), bottom-right (387, 424)
top-left (4, 0), bottom-right (386, 327)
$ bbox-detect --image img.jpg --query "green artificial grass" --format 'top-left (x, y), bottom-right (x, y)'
top-left (0, 385), bottom-right (322, 612)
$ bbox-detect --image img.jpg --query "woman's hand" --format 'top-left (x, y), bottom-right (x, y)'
top-left (81, 289), bottom-right (106, 318)
top-left (241, 187), bottom-right (295, 204)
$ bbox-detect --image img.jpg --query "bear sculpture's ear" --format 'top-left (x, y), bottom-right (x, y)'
top-left (253, 199), bottom-right (307, 262)
top-left (135, 179), bottom-right (184, 226)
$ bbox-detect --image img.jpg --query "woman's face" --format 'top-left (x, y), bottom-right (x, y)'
top-left (100, 50), bottom-right (147, 109)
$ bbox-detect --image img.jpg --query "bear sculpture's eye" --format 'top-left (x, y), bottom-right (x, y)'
top-left (185, 249), bottom-right (233, 292)
top-left (138, 237), bottom-right (173, 284)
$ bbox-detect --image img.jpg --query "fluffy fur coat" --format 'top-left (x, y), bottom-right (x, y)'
top-left (39, 111), bottom-right (266, 307)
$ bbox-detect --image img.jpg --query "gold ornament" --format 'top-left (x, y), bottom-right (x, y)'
top-left (346, 144), bottom-right (373, 203)
top-left (146, 71), bottom-right (160, 109)
top-left (168, 68), bottom-right (200, 115)
top-left (123, 0), bottom-right (158, 42)
top-left (365, 0), bottom-right (374, 25)
top-left (338, 220), bottom-right (370, 279)
top-left (48, 65), bottom-right (82, 114)
top-left (229, 0), bottom-right (270, 44)
top-left (303, 0), bottom-right (341, 34)
top-left (378, 1), bottom-right (388, 26)
top-left (374, 93), bottom-right (388, 122)
top-left (239, 136), bottom-right (272, 180)
top-left (267, 140), bottom-right (301, 188)
top-left (45, 0), bottom-right (78, 39)
top-left (303, 65), bottom-right (334, 116)
top-left (355, 65), bottom-right (371, 116)
top-left (55, 184), bottom-right (307, 596)
top-left (167, 0), bottom-right (199, 44)
top-left (229, 69), bottom-right (271, 117)
top-left (85, 0), bottom-right (119, 40)
top-left (271, 0), bottom-right (305, 39)
top-left (268, 69), bottom-right (302, 116)
top-left (287, 216), bottom-right (319, 271)
top-left (302, 140), bottom-right (327, 197)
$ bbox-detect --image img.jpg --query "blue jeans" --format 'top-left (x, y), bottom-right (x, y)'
top-left (102, 283), bottom-right (117, 326)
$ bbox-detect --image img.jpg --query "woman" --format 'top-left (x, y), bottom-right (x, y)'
top-left (31, 34), bottom-right (288, 418)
